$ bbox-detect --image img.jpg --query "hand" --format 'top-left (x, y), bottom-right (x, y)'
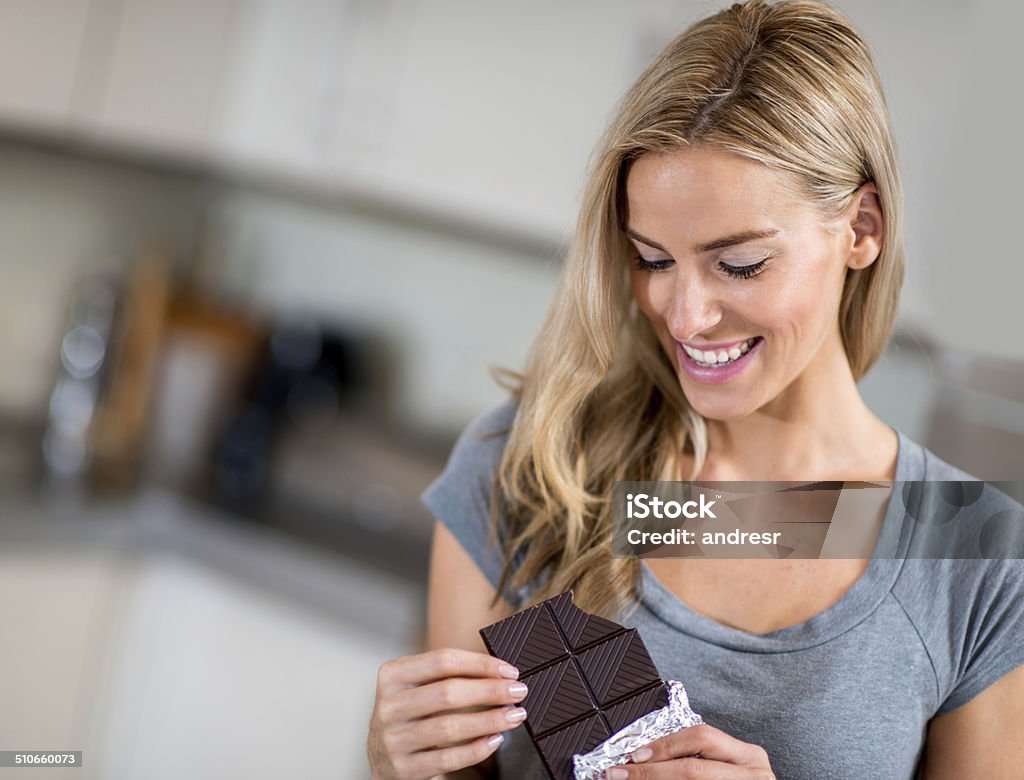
top-left (367, 648), bottom-right (529, 780)
top-left (604, 724), bottom-right (776, 779)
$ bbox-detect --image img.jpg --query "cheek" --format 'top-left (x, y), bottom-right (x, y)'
top-left (630, 270), bottom-right (667, 323)
top-left (768, 258), bottom-right (841, 334)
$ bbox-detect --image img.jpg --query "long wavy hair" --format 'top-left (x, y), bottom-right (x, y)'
top-left (490, 0), bottom-right (905, 619)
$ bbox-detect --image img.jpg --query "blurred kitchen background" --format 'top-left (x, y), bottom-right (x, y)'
top-left (0, 1), bottom-right (1020, 778)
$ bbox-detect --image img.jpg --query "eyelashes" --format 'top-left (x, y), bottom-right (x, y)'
top-left (720, 259), bottom-right (768, 280)
top-left (632, 254), bottom-right (769, 280)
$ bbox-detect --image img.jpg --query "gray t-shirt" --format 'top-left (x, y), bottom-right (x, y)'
top-left (421, 401), bottom-right (1024, 779)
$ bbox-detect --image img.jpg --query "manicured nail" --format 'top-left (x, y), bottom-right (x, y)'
top-left (487, 734), bottom-right (504, 749)
top-left (505, 707), bottom-right (528, 723)
top-left (508, 682), bottom-right (528, 698)
top-left (498, 663), bottom-right (520, 679)
top-left (631, 747), bottom-right (653, 762)
top-left (606, 768), bottom-right (628, 779)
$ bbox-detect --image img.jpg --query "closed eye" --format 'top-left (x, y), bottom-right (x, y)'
top-left (633, 254), bottom-right (771, 280)
top-left (719, 259), bottom-right (768, 279)
top-left (633, 254), bottom-right (673, 272)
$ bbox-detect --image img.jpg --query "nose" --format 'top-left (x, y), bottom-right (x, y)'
top-left (664, 270), bottom-right (723, 342)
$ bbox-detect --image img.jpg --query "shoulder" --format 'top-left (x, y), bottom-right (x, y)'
top-left (422, 399), bottom-right (519, 503)
top-left (894, 430), bottom-right (1024, 556)
top-left (889, 433), bottom-right (1024, 715)
top-left (463, 399), bottom-right (519, 443)
top-left (891, 557), bottom-right (1024, 716)
top-left (895, 428), bottom-right (980, 482)
top-left (442, 399), bottom-right (519, 478)
top-left (915, 437), bottom-right (982, 483)
top-left (419, 400), bottom-right (523, 599)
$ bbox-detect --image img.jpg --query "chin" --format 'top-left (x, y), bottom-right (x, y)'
top-left (681, 390), bottom-right (755, 421)
top-left (693, 405), bottom-right (752, 422)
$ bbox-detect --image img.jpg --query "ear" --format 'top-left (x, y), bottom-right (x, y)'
top-left (843, 183), bottom-right (884, 270)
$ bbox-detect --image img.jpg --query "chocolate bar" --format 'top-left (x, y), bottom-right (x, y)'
top-left (480, 591), bottom-right (668, 779)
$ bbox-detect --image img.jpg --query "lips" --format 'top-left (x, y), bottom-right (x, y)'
top-left (676, 336), bottom-right (763, 384)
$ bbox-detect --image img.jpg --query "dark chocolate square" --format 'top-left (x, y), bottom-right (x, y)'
top-left (536, 713), bottom-right (611, 780)
top-left (480, 600), bottom-right (568, 675)
top-left (576, 630), bottom-right (660, 706)
top-left (604, 684), bottom-right (670, 733)
top-left (521, 659), bottom-right (596, 734)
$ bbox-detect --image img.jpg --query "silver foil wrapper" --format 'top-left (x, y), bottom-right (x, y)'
top-left (573, 680), bottom-right (703, 780)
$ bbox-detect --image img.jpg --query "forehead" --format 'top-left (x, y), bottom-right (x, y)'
top-left (624, 147), bottom-right (806, 234)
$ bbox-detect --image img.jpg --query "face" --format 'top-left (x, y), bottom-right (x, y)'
top-left (626, 146), bottom-right (876, 421)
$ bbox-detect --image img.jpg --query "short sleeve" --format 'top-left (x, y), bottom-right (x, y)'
top-left (421, 401), bottom-right (524, 605)
top-left (936, 558), bottom-right (1024, 714)
top-left (894, 446), bottom-right (1024, 715)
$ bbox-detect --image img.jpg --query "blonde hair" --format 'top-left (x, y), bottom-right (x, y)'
top-left (491, 0), bottom-right (904, 618)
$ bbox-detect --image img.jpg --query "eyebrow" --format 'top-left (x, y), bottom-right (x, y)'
top-left (625, 226), bottom-right (780, 254)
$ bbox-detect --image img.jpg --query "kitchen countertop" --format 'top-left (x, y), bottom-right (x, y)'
top-left (0, 484), bottom-right (424, 646)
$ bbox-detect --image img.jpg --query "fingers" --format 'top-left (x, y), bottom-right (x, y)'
top-left (631, 724), bottom-right (770, 768)
top-left (395, 732), bottom-right (506, 779)
top-left (607, 757), bottom-right (775, 779)
top-left (370, 649), bottom-right (529, 778)
top-left (392, 705), bottom-right (528, 754)
top-left (602, 725), bottom-right (776, 780)
top-left (396, 676), bottom-right (528, 720)
top-left (377, 648), bottom-right (519, 692)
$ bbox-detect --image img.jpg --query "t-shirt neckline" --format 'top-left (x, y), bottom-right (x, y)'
top-left (638, 427), bottom-right (924, 653)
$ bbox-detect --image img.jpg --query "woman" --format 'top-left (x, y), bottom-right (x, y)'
top-left (367, 1), bottom-right (1024, 777)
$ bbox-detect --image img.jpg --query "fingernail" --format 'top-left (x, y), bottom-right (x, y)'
top-left (498, 663), bottom-right (520, 679)
top-left (505, 707), bottom-right (528, 723)
top-left (606, 768), bottom-right (628, 779)
top-left (508, 682), bottom-right (528, 698)
top-left (487, 734), bottom-right (504, 749)
top-left (631, 747), bottom-right (653, 762)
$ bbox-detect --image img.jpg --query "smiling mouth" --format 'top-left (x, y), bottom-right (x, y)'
top-left (680, 337), bottom-right (761, 367)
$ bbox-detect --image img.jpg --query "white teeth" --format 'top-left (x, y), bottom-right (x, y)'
top-left (683, 338), bottom-right (758, 367)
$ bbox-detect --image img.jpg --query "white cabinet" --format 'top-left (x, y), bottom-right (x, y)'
top-left (76, 0), bottom-right (239, 157)
top-left (0, 0), bottom-right (91, 129)
top-left (0, 550), bottom-right (125, 768)
top-left (338, 0), bottom-right (682, 237)
top-left (215, 0), bottom-right (353, 175)
top-left (92, 553), bottom-right (402, 779)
